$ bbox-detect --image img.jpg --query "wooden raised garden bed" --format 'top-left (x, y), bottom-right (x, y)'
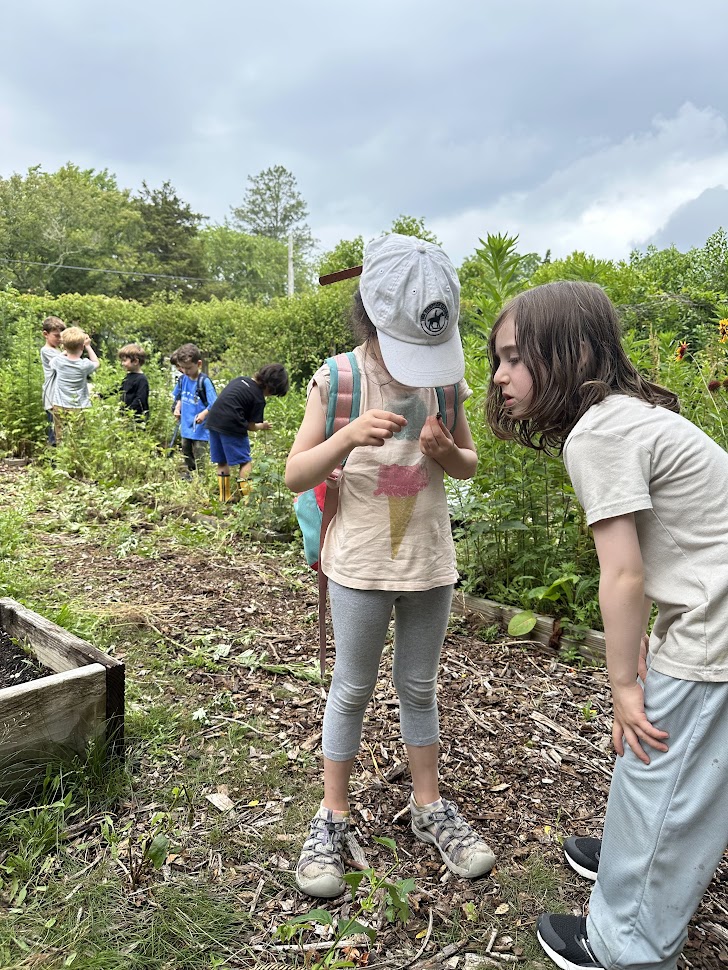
top-left (0, 598), bottom-right (124, 790)
top-left (453, 590), bottom-right (606, 663)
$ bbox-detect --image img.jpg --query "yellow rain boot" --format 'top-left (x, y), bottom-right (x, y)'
top-left (218, 473), bottom-right (232, 503)
top-left (237, 477), bottom-right (252, 504)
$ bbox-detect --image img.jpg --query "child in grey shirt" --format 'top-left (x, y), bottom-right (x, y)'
top-left (49, 326), bottom-right (99, 441)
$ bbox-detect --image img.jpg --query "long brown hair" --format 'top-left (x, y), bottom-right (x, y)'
top-left (350, 289), bottom-right (376, 343)
top-left (486, 281), bottom-right (679, 454)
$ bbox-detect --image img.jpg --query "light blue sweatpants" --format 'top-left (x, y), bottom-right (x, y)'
top-left (322, 581), bottom-right (454, 761)
top-left (587, 670), bottom-right (728, 970)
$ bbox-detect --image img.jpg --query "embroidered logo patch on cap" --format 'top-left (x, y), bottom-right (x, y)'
top-left (421, 301), bottom-right (450, 337)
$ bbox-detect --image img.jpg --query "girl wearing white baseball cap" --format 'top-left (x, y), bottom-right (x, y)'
top-left (286, 234), bottom-right (494, 898)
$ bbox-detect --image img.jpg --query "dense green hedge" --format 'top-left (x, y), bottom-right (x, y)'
top-left (0, 281), bottom-right (358, 387)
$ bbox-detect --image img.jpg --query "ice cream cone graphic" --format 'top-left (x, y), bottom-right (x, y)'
top-left (374, 462), bottom-right (429, 559)
top-left (387, 495), bottom-right (417, 558)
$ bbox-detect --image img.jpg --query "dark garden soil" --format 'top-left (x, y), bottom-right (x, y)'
top-left (0, 627), bottom-right (53, 687)
top-left (2, 462), bottom-right (726, 968)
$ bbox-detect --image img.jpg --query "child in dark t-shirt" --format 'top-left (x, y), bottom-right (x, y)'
top-left (118, 344), bottom-right (150, 419)
top-left (205, 363), bottom-right (289, 502)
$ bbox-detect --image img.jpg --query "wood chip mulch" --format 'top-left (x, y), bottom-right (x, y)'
top-left (2, 467), bottom-right (725, 968)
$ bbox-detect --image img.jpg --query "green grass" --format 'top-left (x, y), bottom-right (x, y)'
top-left (0, 875), bottom-right (248, 969)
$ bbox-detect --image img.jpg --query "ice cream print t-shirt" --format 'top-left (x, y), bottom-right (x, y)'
top-left (308, 344), bottom-right (471, 592)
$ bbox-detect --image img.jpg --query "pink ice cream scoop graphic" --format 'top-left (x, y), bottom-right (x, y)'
top-left (374, 462), bottom-right (429, 558)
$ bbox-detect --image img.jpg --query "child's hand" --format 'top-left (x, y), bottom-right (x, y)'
top-left (346, 409), bottom-right (407, 448)
top-left (612, 680), bottom-right (669, 764)
top-left (260, 420), bottom-right (272, 430)
top-left (194, 409), bottom-right (208, 425)
top-left (420, 413), bottom-right (455, 462)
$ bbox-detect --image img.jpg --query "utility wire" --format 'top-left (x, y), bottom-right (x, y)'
top-left (0, 255), bottom-right (297, 290)
top-left (0, 256), bottom-right (214, 283)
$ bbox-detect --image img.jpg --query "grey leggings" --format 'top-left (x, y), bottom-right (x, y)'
top-left (322, 580), bottom-right (454, 761)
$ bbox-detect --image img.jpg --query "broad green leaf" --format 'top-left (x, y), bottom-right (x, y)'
top-left (342, 871), bottom-right (368, 895)
top-left (508, 611), bottom-right (538, 636)
top-left (289, 908), bottom-right (334, 926)
top-left (146, 834), bottom-right (170, 869)
top-left (338, 918), bottom-right (376, 942)
top-left (373, 835), bottom-right (397, 852)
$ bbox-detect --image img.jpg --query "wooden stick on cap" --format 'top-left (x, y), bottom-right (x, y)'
top-left (318, 265), bottom-right (363, 286)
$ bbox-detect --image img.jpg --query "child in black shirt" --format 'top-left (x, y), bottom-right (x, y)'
top-left (206, 363), bottom-right (289, 501)
top-left (118, 344), bottom-right (150, 419)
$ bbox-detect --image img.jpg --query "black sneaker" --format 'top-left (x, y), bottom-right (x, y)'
top-left (563, 836), bottom-right (600, 881)
top-left (537, 914), bottom-right (603, 969)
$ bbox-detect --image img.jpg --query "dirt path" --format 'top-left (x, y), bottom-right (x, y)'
top-left (2, 462), bottom-right (726, 968)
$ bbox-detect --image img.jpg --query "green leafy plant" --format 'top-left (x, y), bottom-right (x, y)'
top-left (477, 623), bottom-right (502, 643)
top-left (100, 809), bottom-right (174, 888)
top-left (507, 573), bottom-right (581, 637)
top-left (463, 232), bottom-right (533, 334)
top-left (274, 837), bottom-right (414, 969)
top-left (236, 647), bottom-right (321, 684)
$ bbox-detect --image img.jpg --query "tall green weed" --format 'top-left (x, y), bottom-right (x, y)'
top-left (0, 312), bottom-right (47, 456)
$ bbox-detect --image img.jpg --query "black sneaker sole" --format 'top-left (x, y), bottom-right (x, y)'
top-left (563, 837), bottom-right (599, 882)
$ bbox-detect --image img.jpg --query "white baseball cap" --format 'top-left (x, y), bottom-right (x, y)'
top-left (359, 233), bottom-right (464, 387)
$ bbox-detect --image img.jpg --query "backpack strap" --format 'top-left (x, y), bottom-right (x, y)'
top-left (435, 384), bottom-right (459, 434)
top-left (317, 351), bottom-right (360, 675)
top-left (197, 374), bottom-right (210, 408)
top-left (326, 352), bottom-right (360, 440)
top-left (318, 483), bottom-right (340, 676)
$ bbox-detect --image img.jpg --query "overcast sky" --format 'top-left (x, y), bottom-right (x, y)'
top-left (3, 0), bottom-right (728, 266)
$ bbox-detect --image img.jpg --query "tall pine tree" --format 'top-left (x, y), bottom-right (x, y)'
top-left (123, 181), bottom-right (207, 302)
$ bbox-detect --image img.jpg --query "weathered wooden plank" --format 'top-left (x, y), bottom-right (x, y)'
top-left (0, 598), bottom-right (125, 754)
top-left (452, 590), bottom-right (606, 663)
top-left (0, 664), bottom-right (106, 767)
top-left (0, 598), bottom-right (115, 672)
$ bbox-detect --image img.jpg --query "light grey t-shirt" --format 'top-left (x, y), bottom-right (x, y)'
top-left (49, 356), bottom-right (98, 409)
top-left (563, 394), bottom-right (728, 682)
top-left (40, 345), bottom-right (62, 409)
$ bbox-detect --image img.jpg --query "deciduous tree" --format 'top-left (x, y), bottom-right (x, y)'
top-left (389, 215), bottom-right (440, 244)
top-left (201, 225), bottom-right (288, 302)
top-left (317, 236), bottom-right (364, 277)
top-left (0, 164), bottom-right (143, 296)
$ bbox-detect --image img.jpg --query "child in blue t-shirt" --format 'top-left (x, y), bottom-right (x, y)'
top-left (171, 343), bottom-right (217, 472)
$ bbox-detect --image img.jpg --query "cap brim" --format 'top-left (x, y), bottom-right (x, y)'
top-left (377, 329), bottom-right (465, 387)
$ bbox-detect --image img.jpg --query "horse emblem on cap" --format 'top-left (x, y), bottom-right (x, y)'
top-left (420, 301), bottom-right (449, 337)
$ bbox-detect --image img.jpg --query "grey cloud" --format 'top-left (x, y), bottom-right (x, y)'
top-left (3, 0), bottom-right (728, 258)
top-left (641, 187), bottom-right (728, 252)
